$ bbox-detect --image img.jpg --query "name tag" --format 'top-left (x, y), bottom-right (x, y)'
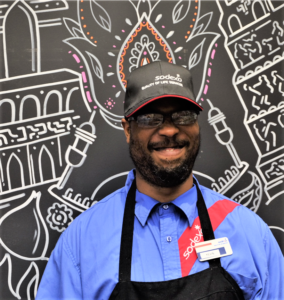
top-left (194, 237), bottom-right (233, 262)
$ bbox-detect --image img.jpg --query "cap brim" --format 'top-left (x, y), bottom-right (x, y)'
top-left (125, 95), bottom-right (203, 118)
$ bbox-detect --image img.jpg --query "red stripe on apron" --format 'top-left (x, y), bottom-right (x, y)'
top-left (178, 199), bottom-right (240, 277)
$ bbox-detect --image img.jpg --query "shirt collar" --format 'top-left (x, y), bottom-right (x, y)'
top-left (172, 183), bottom-right (198, 227)
top-left (131, 171), bottom-right (200, 228)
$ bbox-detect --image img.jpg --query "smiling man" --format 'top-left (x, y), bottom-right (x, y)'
top-left (124, 97), bottom-right (200, 200)
top-left (36, 61), bottom-right (284, 300)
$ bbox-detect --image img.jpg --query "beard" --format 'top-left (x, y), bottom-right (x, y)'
top-left (129, 132), bottom-right (200, 188)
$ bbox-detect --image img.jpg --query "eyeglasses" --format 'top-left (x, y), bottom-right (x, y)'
top-left (127, 110), bottom-right (199, 128)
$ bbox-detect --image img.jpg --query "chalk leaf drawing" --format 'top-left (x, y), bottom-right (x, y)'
top-left (188, 38), bottom-right (205, 70)
top-left (46, 203), bottom-right (73, 232)
top-left (172, 0), bottom-right (191, 24)
top-left (63, 18), bottom-right (85, 38)
top-left (90, 0), bottom-right (112, 32)
top-left (191, 12), bottom-right (213, 37)
top-left (86, 51), bottom-right (105, 83)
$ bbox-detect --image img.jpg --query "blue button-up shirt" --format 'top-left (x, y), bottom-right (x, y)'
top-left (36, 170), bottom-right (284, 300)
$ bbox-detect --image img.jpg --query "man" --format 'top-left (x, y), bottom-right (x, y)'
top-left (36, 61), bottom-right (284, 299)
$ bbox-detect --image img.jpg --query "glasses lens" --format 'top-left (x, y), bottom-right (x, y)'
top-left (172, 110), bottom-right (198, 125)
top-left (136, 113), bottom-right (163, 127)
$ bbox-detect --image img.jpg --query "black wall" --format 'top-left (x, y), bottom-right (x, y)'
top-left (0, 1), bottom-right (283, 299)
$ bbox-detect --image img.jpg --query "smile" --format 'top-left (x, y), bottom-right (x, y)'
top-left (153, 146), bottom-right (185, 158)
top-left (153, 145), bottom-right (184, 151)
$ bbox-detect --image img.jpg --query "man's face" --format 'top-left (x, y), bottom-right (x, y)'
top-left (123, 98), bottom-right (200, 188)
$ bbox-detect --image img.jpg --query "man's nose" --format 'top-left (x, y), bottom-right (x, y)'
top-left (157, 118), bottom-right (179, 137)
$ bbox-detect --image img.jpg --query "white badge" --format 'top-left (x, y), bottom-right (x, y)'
top-left (194, 237), bottom-right (233, 262)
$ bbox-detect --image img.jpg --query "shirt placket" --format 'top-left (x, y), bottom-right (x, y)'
top-left (159, 203), bottom-right (181, 280)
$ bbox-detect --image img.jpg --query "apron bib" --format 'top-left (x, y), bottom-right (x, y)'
top-left (109, 179), bottom-right (245, 300)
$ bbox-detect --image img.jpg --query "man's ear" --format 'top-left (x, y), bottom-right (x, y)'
top-left (121, 118), bottom-right (131, 144)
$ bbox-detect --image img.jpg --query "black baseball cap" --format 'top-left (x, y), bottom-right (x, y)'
top-left (124, 61), bottom-right (203, 118)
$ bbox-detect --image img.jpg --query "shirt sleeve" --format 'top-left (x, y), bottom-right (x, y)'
top-left (257, 225), bottom-right (284, 300)
top-left (35, 232), bottom-right (82, 300)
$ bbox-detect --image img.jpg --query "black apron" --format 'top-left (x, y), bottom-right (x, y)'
top-left (109, 179), bottom-right (245, 300)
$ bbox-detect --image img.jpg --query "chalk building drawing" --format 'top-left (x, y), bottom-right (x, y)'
top-left (216, 0), bottom-right (284, 205)
top-left (0, 1), bottom-right (96, 298)
top-left (0, 0), bottom-right (68, 34)
top-left (0, 70), bottom-right (91, 197)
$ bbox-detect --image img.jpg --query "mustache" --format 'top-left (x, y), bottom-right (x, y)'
top-left (148, 138), bottom-right (190, 151)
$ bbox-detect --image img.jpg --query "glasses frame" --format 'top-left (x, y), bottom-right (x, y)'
top-left (127, 110), bottom-right (199, 128)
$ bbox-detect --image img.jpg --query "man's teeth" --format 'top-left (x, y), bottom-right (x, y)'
top-left (153, 145), bottom-right (183, 151)
top-left (156, 147), bottom-right (179, 151)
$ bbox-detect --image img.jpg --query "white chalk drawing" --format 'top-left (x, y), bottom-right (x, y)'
top-left (269, 226), bottom-right (284, 233)
top-left (0, 253), bottom-right (41, 300)
top-left (46, 202), bottom-right (73, 232)
top-left (216, 0), bottom-right (284, 205)
top-left (3, 0), bottom-right (41, 77)
top-left (269, 226), bottom-right (284, 252)
top-left (62, 0), bottom-right (220, 129)
top-left (206, 98), bottom-right (262, 212)
top-left (0, 0), bottom-right (98, 297)
top-left (90, 171), bottom-right (130, 202)
top-left (0, 191), bottom-right (49, 261)
top-left (0, 0), bottom-right (69, 34)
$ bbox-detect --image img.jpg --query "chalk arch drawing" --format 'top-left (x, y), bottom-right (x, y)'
top-left (19, 95), bottom-right (41, 120)
top-left (43, 90), bottom-right (63, 115)
top-left (65, 87), bottom-right (80, 111)
top-left (6, 153), bottom-right (25, 190)
top-left (38, 145), bottom-right (56, 182)
top-left (252, 0), bottom-right (267, 20)
top-left (0, 99), bottom-right (16, 123)
top-left (228, 14), bottom-right (243, 34)
top-left (3, 0), bottom-right (41, 78)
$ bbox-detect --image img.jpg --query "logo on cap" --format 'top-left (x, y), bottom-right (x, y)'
top-left (155, 74), bottom-right (182, 82)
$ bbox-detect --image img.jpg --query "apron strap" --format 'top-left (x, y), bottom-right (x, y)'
top-left (119, 179), bottom-right (137, 282)
top-left (194, 178), bottom-right (220, 268)
top-left (195, 178), bottom-right (215, 241)
top-left (119, 177), bottom-right (220, 282)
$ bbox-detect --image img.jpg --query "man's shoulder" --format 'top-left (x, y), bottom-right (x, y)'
top-left (64, 185), bottom-right (127, 234)
top-left (199, 184), bottom-right (238, 207)
top-left (199, 184), bottom-right (268, 232)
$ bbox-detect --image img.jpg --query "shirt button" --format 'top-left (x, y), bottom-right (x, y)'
top-left (163, 204), bottom-right (169, 210)
top-left (167, 236), bottom-right (172, 242)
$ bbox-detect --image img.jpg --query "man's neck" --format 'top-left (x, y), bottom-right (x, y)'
top-left (135, 171), bottom-right (194, 203)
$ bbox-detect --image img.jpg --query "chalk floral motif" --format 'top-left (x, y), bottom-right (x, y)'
top-left (46, 203), bottom-right (73, 232)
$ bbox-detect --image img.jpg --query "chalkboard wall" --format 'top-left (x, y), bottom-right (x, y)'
top-left (0, 0), bottom-right (283, 299)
